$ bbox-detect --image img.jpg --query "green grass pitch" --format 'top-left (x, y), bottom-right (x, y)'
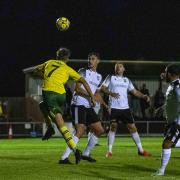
top-left (0, 137), bottom-right (179, 180)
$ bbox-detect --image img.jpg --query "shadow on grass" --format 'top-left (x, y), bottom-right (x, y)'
top-left (121, 164), bottom-right (154, 173)
top-left (71, 169), bottom-right (125, 180)
top-left (166, 169), bottom-right (180, 176)
top-left (0, 156), bottom-right (32, 161)
top-left (171, 156), bottom-right (180, 159)
top-left (0, 156), bottom-right (48, 162)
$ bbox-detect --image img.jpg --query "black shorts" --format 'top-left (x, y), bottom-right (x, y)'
top-left (71, 105), bottom-right (100, 125)
top-left (164, 122), bottom-right (180, 147)
top-left (110, 108), bottom-right (134, 124)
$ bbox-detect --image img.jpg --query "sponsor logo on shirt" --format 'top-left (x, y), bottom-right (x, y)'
top-left (89, 81), bottom-right (99, 87)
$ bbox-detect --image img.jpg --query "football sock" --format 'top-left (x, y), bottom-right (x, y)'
top-left (159, 149), bottom-right (171, 173)
top-left (60, 126), bottom-right (76, 150)
top-left (61, 136), bottom-right (79, 160)
top-left (88, 131), bottom-right (91, 141)
top-left (83, 133), bottom-right (98, 156)
top-left (108, 131), bottom-right (115, 152)
top-left (131, 132), bottom-right (143, 152)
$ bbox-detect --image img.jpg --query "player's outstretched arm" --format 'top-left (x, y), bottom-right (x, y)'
top-left (131, 89), bottom-right (150, 102)
top-left (95, 91), bottom-right (109, 109)
top-left (76, 77), bottom-right (96, 106)
top-left (100, 85), bottom-right (120, 99)
top-left (23, 66), bottom-right (44, 79)
top-left (74, 81), bottom-right (90, 98)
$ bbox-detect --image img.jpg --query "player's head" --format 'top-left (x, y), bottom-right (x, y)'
top-left (88, 52), bottom-right (100, 70)
top-left (56, 47), bottom-right (71, 61)
top-left (165, 64), bottom-right (180, 82)
top-left (115, 63), bottom-right (125, 76)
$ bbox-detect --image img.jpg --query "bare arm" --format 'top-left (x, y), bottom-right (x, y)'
top-left (101, 85), bottom-right (120, 99)
top-left (94, 91), bottom-right (109, 109)
top-left (23, 65), bottom-right (44, 79)
top-left (131, 89), bottom-right (150, 102)
top-left (74, 81), bottom-right (90, 98)
top-left (76, 77), bottom-right (96, 106)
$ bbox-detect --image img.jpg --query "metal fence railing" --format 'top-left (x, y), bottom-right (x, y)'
top-left (0, 121), bottom-right (166, 138)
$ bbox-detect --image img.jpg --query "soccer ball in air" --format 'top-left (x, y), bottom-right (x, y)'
top-left (56, 17), bottom-right (70, 31)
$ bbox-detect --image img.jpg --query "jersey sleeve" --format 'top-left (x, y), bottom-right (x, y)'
top-left (68, 66), bottom-right (81, 81)
top-left (36, 62), bottom-right (46, 72)
top-left (101, 75), bottom-right (111, 87)
top-left (78, 68), bottom-right (86, 77)
top-left (96, 74), bottom-right (103, 90)
top-left (175, 86), bottom-right (180, 124)
top-left (127, 79), bottom-right (135, 91)
top-left (175, 86), bottom-right (180, 102)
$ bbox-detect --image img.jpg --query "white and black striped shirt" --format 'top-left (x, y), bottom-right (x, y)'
top-left (102, 74), bottom-right (134, 109)
top-left (165, 79), bottom-right (180, 125)
top-left (71, 68), bottom-right (102, 108)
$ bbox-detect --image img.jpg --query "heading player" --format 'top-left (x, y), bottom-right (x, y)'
top-left (31, 47), bottom-right (96, 164)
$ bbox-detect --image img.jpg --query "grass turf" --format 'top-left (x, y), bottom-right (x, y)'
top-left (0, 137), bottom-right (179, 180)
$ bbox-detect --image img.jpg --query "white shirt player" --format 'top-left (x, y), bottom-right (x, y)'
top-left (165, 79), bottom-right (180, 125)
top-left (72, 68), bottom-right (102, 108)
top-left (102, 74), bottom-right (134, 109)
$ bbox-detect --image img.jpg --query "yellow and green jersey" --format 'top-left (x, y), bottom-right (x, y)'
top-left (36, 60), bottom-right (81, 94)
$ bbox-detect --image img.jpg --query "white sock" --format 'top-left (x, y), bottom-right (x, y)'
top-left (108, 131), bottom-right (115, 153)
top-left (175, 139), bottom-right (180, 147)
top-left (61, 136), bottom-right (79, 160)
top-left (88, 131), bottom-right (92, 141)
top-left (159, 149), bottom-right (171, 173)
top-left (83, 133), bottom-right (98, 156)
top-left (131, 132), bottom-right (143, 152)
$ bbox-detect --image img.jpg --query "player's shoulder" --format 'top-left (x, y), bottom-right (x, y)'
top-left (105, 74), bottom-right (114, 79)
top-left (174, 79), bottom-right (180, 86)
top-left (46, 59), bottom-right (56, 63)
top-left (45, 59), bottom-right (64, 65)
top-left (123, 76), bottom-right (131, 82)
top-left (173, 79), bottom-right (180, 92)
top-left (78, 67), bottom-right (86, 73)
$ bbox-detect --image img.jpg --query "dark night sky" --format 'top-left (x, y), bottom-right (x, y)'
top-left (0, 0), bottom-right (180, 96)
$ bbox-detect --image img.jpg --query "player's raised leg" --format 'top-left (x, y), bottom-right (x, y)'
top-left (39, 101), bottom-right (55, 140)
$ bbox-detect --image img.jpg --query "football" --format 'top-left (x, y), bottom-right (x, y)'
top-left (56, 17), bottom-right (70, 31)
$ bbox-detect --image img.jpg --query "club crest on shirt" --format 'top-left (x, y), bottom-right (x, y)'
top-left (124, 79), bottom-right (127, 82)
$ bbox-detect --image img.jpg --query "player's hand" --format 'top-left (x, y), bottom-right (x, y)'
top-left (154, 105), bottom-right (165, 117)
top-left (143, 95), bottom-right (150, 103)
top-left (110, 92), bottom-right (120, 99)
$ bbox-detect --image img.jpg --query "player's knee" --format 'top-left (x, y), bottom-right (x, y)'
top-left (75, 124), bottom-right (85, 138)
top-left (127, 123), bottom-right (137, 133)
top-left (163, 140), bottom-right (173, 149)
top-left (99, 126), bottom-right (104, 135)
top-left (110, 122), bottom-right (117, 131)
top-left (92, 125), bottom-right (104, 137)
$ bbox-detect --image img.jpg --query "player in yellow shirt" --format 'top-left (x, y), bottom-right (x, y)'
top-left (32, 47), bottom-right (96, 164)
